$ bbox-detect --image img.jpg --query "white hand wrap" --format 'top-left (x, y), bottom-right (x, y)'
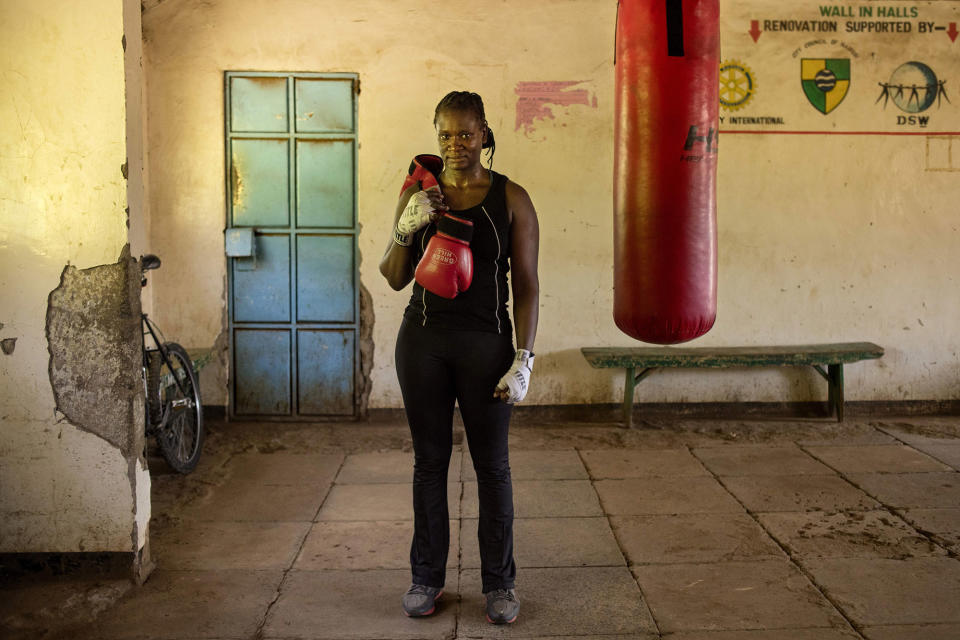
top-left (497, 349), bottom-right (535, 404)
top-left (395, 190), bottom-right (438, 246)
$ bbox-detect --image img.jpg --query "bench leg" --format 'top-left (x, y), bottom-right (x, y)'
top-left (829, 364), bottom-right (845, 422)
top-left (623, 367), bottom-right (635, 428)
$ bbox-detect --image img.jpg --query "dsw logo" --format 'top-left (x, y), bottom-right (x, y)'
top-left (898, 115), bottom-right (929, 127)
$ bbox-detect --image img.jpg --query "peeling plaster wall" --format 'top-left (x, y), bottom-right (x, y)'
top-left (0, 0), bottom-right (145, 553)
top-left (142, 0), bottom-right (959, 410)
top-left (47, 248), bottom-right (144, 458)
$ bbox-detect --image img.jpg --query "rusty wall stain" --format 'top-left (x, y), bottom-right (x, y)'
top-left (514, 81), bottom-right (598, 134)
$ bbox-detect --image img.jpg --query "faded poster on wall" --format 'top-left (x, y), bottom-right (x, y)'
top-left (719, 0), bottom-right (959, 133)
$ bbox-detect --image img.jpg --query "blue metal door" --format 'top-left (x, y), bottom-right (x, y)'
top-left (225, 72), bottom-right (358, 418)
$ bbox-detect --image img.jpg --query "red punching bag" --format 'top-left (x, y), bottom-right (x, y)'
top-left (614, 0), bottom-right (719, 344)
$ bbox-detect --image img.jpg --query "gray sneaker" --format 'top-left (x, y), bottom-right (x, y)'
top-left (402, 584), bottom-right (443, 617)
top-left (485, 588), bottom-right (520, 624)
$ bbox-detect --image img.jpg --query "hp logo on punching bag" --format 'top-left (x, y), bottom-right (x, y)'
top-left (683, 125), bottom-right (718, 153)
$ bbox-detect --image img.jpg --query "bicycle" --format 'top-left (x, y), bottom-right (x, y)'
top-left (140, 254), bottom-right (204, 473)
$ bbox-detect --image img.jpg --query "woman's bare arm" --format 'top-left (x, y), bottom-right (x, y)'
top-left (505, 180), bottom-right (540, 352)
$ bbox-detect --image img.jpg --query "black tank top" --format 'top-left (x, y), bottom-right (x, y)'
top-left (404, 171), bottom-right (512, 335)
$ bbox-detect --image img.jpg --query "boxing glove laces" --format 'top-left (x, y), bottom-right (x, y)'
top-left (497, 349), bottom-right (535, 404)
top-left (414, 213), bottom-right (474, 299)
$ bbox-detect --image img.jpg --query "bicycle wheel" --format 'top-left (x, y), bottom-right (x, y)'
top-left (154, 342), bottom-right (204, 473)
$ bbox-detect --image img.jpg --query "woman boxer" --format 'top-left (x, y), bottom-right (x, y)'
top-left (379, 91), bottom-right (540, 625)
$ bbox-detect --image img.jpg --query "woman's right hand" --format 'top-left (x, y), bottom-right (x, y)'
top-left (397, 189), bottom-right (448, 236)
top-left (381, 185), bottom-right (448, 288)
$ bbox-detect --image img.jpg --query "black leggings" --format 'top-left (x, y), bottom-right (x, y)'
top-left (395, 318), bottom-right (516, 592)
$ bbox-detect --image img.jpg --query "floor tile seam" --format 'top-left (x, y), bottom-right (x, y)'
top-left (463, 561), bottom-right (630, 570)
top-left (123, 567), bottom-right (284, 575)
top-left (462, 475), bottom-right (591, 481)
top-left (684, 444), bottom-right (868, 640)
top-left (897, 446), bottom-right (960, 472)
top-left (796, 440), bottom-right (958, 474)
top-left (315, 517), bottom-right (415, 523)
top-left (588, 473), bottom-right (714, 480)
top-left (754, 507), bottom-right (935, 518)
top-left (254, 455), bottom-right (350, 639)
top-left (629, 549), bottom-right (948, 566)
top-left (462, 478), bottom-right (596, 483)
top-left (305, 479), bottom-right (423, 485)
top-left (873, 426), bottom-right (960, 462)
top-left (574, 448), bottom-right (662, 638)
top-left (216, 479), bottom-right (341, 486)
top-left (187, 517), bottom-right (322, 524)
top-left (628, 557), bottom-right (803, 569)
top-left (707, 465), bottom-right (847, 475)
top-left (802, 442), bottom-right (943, 451)
top-left (452, 556), bottom-right (462, 639)
top-left (311, 517), bottom-right (445, 523)
top-left (795, 446), bottom-right (959, 557)
top-left (602, 509), bottom-right (756, 517)
top-left (862, 622), bottom-right (960, 629)
top-left (332, 480), bottom-right (463, 485)
top-left (460, 515), bottom-right (613, 521)
top-left (454, 635), bottom-right (659, 640)
top-left (272, 567), bottom-right (434, 574)
top-left (608, 509), bottom-right (884, 518)
top-left (454, 478), bottom-right (465, 584)
top-left (596, 473), bottom-right (850, 480)
top-left (663, 622), bottom-right (860, 632)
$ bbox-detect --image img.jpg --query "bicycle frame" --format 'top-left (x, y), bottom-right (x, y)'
top-left (141, 314), bottom-right (191, 423)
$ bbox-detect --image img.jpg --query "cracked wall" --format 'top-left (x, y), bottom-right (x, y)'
top-left (0, 0), bottom-right (145, 556)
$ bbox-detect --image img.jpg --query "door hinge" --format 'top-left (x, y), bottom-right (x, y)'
top-left (353, 77), bottom-right (361, 95)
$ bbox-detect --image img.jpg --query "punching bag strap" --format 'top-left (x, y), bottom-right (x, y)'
top-left (666, 0), bottom-right (684, 57)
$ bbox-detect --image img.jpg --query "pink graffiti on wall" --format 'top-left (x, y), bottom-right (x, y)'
top-left (515, 81), bottom-right (598, 134)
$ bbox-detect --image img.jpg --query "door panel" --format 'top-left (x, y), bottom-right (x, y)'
top-left (226, 72), bottom-right (359, 419)
top-left (234, 329), bottom-right (291, 415)
top-left (232, 234), bottom-right (290, 323)
top-left (296, 235), bottom-right (354, 323)
top-left (231, 139), bottom-right (290, 227)
top-left (296, 139), bottom-right (354, 228)
top-left (298, 329), bottom-right (355, 415)
top-left (230, 76), bottom-right (289, 132)
top-left (295, 78), bottom-right (354, 132)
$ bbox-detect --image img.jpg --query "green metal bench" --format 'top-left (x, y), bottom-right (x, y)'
top-left (581, 342), bottom-right (884, 427)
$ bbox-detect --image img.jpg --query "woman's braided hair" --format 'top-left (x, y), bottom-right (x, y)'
top-left (433, 91), bottom-right (496, 168)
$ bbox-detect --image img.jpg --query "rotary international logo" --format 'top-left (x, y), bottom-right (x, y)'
top-left (719, 60), bottom-right (757, 111)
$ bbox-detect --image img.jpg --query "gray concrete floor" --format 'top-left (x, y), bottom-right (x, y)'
top-left (4, 414), bottom-right (960, 639)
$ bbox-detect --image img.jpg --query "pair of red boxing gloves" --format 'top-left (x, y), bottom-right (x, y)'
top-left (393, 155), bottom-right (473, 299)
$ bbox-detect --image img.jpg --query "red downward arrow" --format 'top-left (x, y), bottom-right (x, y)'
top-left (749, 19), bottom-right (762, 42)
top-left (949, 22), bottom-right (958, 42)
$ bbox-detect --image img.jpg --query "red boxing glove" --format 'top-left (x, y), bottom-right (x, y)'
top-left (400, 154), bottom-right (443, 196)
top-left (415, 214), bottom-right (474, 299)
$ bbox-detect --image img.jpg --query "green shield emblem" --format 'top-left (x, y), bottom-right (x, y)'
top-left (801, 59), bottom-right (850, 114)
